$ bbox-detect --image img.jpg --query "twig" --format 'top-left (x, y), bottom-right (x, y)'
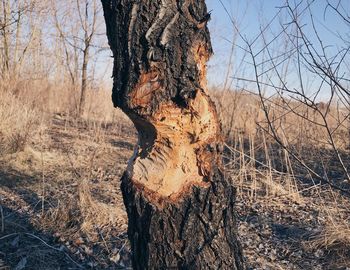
top-left (116, 240), bottom-right (127, 259)
top-left (41, 138), bottom-right (45, 216)
top-left (25, 233), bottom-right (84, 269)
top-left (98, 229), bottom-right (110, 253)
top-left (0, 205), bottom-right (4, 233)
top-left (0, 233), bottom-right (18, 241)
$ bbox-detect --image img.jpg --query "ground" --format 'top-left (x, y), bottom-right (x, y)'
top-left (0, 115), bottom-right (349, 269)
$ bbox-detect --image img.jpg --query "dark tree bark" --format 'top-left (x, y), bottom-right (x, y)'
top-left (101, 0), bottom-right (245, 269)
top-left (79, 45), bottom-right (89, 116)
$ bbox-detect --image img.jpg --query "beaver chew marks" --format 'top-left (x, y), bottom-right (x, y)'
top-left (127, 70), bottom-right (219, 199)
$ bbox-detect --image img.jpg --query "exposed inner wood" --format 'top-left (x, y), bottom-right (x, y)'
top-left (126, 44), bottom-right (219, 199)
top-left (127, 89), bottom-right (219, 198)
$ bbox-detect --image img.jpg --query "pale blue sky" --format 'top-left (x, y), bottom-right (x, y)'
top-left (205, 0), bottom-right (350, 99)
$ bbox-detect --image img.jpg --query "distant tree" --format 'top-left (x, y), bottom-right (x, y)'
top-left (52, 0), bottom-right (102, 116)
top-left (0, 0), bottom-right (46, 83)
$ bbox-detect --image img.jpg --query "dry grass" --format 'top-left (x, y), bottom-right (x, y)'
top-left (307, 193), bottom-right (350, 251)
top-left (35, 114), bottom-right (130, 239)
top-left (0, 81), bottom-right (349, 268)
top-left (212, 88), bottom-right (349, 150)
top-left (212, 88), bottom-right (350, 262)
top-left (313, 221), bottom-right (350, 250)
top-left (0, 100), bottom-right (133, 268)
top-left (0, 91), bottom-right (46, 154)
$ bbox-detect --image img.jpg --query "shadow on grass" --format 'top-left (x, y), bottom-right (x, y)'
top-left (109, 140), bottom-right (134, 151)
top-left (0, 168), bottom-right (81, 269)
top-left (0, 168), bottom-right (131, 270)
top-left (0, 206), bottom-right (82, 270)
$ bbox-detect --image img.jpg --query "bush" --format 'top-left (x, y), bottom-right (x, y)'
top-left (0, 91), bottom-right (43, 154)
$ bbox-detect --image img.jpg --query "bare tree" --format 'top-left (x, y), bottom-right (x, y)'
top-left (77, 0), bottom-right (98, 116)
top-left (101, 0), bottom-right (245, 268)
top-left (0, 0), bottom-right (51, 87)
top-left (52, 0), bottom-right (102, 115)
top-left (1, 0), bottom-right (31, 80)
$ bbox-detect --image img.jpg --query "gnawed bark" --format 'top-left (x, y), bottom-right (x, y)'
top-left (102, 0), bottom-right (245, 268)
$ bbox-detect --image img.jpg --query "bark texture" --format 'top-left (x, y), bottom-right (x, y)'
top-left (101, 0), bottom-right (245, 269)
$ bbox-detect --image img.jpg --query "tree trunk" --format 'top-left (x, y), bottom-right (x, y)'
top-left (101, 0), bottom-right (245, 269)
top-left (13, 0), bottom-right (22, 80)
top-left (79, 45), bottom-right (89, 116)
top-left (1, 0), bottom-right (10, 79)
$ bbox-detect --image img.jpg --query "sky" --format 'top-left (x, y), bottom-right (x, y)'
top-left (206, 0), bottom-right (283, 86)
top-left (204, 0), bottom-right (350, 100)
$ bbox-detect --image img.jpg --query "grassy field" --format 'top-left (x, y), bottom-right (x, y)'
top-left (0, 86), bottom-right (349, 269)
